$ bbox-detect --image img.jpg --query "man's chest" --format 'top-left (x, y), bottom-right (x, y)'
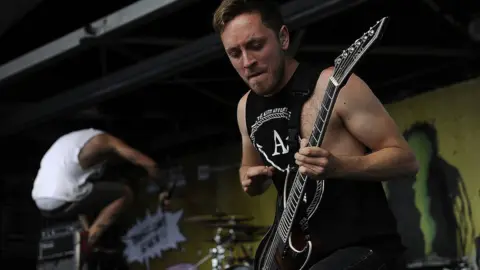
top-left (249, 103), bottom-right (341, 166)
top-left (248, 106), bottom-right (294, 172)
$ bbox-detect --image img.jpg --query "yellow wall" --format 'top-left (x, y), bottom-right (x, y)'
top-left (385, 77), bottom-right (480, 263)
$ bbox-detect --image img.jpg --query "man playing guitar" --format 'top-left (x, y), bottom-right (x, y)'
top-left (212, 0), bottom-right (419, 269)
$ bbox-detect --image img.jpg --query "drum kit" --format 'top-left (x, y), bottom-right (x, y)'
top-left (183, 211), bottom-right (269, 270)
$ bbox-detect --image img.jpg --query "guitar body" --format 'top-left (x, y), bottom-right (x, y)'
top-left (253, 224), bottom-right (312, 270)
top-left (253, 169), bottom-right (324, 270)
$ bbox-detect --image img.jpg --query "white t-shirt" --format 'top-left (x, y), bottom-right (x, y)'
top-left (31, 128), bottom-right (105, 202)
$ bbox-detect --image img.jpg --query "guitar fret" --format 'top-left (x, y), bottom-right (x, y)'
top-left (288, 205), bottom-right (295, 215)
top-left (327, 87), bottom-right (334, 95)
top-left (288, 210), bottom-right (294, 220)
top-left (276, 230), bottom-right (284, 241)
top-left (321, 109), bottom-right (328, 121)
top-left (280, 225), bottom-right (287, 239)
top-left (294, 181), bottom-right (303, 190)
top-left (322, 96), bottom-right (331, 106)
top-left (310, 135), bottom-right (319, 146)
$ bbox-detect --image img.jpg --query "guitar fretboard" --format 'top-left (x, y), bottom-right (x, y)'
top-left (276, 80), bottom-right (339, 242)
top-left (309, 81), bottom-right (337, 148)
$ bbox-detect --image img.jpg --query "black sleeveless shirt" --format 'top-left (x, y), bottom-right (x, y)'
top-left (245, 63), bottom-right (404, 257)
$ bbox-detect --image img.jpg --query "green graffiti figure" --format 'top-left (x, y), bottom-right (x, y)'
top-left (385, 122), bottom-right (475, 263)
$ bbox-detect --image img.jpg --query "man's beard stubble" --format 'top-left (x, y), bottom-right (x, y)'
top-left (251, 60), bottom-right (285, 97)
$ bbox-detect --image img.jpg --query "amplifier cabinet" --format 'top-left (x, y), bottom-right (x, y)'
top-left (38, 222), bottom-right (81, 262)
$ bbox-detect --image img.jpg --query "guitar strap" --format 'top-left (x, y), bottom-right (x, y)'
top-left (285, 63), bottom-right (325, 240)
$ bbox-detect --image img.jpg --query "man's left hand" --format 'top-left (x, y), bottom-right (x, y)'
top-left (294, 138), bottom-right (339, 179)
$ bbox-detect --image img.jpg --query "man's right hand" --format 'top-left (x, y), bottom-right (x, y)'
top-left (241, 166), bottom-right (274, 194)
top-left (145, 164), bottom-right (162, 181)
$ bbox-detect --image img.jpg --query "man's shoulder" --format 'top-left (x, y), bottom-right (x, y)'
top-left (238, 90), bottom-right (253, 108)
top-left (52, 128), bottom-right (107, 150)
top-left (60, 128), bottom-right (104, 139)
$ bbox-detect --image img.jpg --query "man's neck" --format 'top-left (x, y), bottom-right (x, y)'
top-left (266, 58), bottom-right (299, 96)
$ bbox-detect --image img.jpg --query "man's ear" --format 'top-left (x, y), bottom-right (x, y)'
top-left (279, 25), bottom-right (290, 51)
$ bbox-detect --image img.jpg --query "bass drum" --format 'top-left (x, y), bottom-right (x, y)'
top-left (226, 265), bottom-right (252, 270)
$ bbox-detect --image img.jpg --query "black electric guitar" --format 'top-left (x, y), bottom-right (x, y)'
top-left (253, 17), bottom-right (390, 270)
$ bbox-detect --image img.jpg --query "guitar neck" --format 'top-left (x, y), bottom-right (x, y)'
top-left (276, 78), bottom-right (343, 239)
top-left (308, 80), bottom-right (340, 147)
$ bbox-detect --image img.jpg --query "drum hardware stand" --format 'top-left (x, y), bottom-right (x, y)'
top-left (193, 227), bottom-right (228, 270)
top-left (185, 212), bottom-right (266, 270)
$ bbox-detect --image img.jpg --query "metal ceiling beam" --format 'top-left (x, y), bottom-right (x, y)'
top-left (0, 0), bottom-right (200, 86)
top-left (111, 45), bottom-right (237, 107)
top-left (0, 0), bottom-right (369, 137)
top-left (300, 45), bottom-right (477, 57)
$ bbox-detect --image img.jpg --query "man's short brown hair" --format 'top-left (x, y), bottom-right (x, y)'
top-left (212, 0), bottom-right (284, 35)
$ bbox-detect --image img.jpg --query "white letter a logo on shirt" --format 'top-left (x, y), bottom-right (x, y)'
top-left (272, 130), bottom-right (289, 156)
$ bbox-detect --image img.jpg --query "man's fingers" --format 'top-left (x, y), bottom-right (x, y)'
top-left (300, 138), bottom-right (308, 148)
top-left (299, 146), bottom-right (329, 157)
top-left (266, 166), bottom-right (274, 176)
top-left (247, 166), bottom-right (273, 178)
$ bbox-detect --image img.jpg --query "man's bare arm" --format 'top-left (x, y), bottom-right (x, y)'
top-left (332, 73), bottom-right (418, 181)
top-left (237, 93), bottom-right (271, 195)
top-left (105, 135), bottom-right (159, 177)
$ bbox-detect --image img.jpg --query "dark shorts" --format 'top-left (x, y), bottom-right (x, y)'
top-left (40, 182), bottom-right (127, 219)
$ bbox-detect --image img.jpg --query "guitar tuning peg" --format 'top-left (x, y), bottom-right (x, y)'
top-left (334, 57), bottom-right (342, 66)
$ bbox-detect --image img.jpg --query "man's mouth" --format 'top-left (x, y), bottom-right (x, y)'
top-left (248, 72), bottom-right (264, 79)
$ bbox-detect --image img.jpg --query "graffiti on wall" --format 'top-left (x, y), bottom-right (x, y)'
top-left (123, 206), bottom-right (186, 270)
top-left (385, 122), bottom-right (476, 263)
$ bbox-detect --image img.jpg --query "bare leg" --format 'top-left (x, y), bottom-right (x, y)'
top-left (87, 187), bottom-right (133, 245)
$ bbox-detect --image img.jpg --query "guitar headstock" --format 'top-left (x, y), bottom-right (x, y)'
top-left (332, 16), bottom-right (389, 86)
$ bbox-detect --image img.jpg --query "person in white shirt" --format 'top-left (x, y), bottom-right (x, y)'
top-left (32, 128), bottom-right (166, 269)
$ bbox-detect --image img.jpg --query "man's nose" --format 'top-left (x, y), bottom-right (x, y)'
top-left (242, 52), bottom-right (256, 68)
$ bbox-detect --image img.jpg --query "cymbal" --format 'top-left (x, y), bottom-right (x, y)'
top-left (184, 212), bottom-right (254, 223)
top-left (204, 233), bottom-right (261, 244)
top-left (207, 223), bottom-right (269, 234)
